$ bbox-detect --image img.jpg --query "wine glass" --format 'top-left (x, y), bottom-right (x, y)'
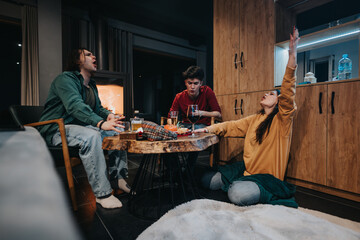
top-left (186, 104), bottom-right (199, 137)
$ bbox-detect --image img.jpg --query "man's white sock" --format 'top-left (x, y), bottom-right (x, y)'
top-left (96, 195), bottom-right (122, 209)
top-left (118, 178), bottom-right (131, 193)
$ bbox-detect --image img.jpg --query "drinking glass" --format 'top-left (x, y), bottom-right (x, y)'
top-left (120, 121), bottom-right (131, 132)
top-left (186, 104), bottom-right (199, 137)
top-left (169, 110), bottom-right (178, 125)
top-left (130, 118), bottom-right (144, 132)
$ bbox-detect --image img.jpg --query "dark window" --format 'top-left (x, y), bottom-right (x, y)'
top-left (0, 19), bottom-right (22, 114)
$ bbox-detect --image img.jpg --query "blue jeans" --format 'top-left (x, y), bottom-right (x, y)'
top-left (202, 171), bottom-right (260, 206)
top-left (52, 125), bottom-right (128, 198)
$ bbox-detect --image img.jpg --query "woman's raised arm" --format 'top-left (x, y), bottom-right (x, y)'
top-left (287, 27), bottom-right (299, 68)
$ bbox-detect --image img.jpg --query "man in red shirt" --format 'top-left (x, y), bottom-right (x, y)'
top-left (168, 66), bottom-right (221, 128)
top-left (168, 66), bottom-right (221, 168)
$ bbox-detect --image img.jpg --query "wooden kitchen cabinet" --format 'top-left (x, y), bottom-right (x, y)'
top-left (213, 0), bottom-right (240, 95)
top-left (327, 81), bottom-right (360, 194)
top-left (238, 0), bottom-right (274, 93)
top-left (216, 94), bottom-right (244, 162)
top-left (213, 0), bottom-right (274, 95)
top-left (218, 137), bottom-right (245, 163)
top-left (216, 92), bottom-right (264, 121)
top-left (241, 91), bottom-right (265, 116)
top-left (287, 80), bottom-right (360, 200)
top-left (216, 94), bottom-right (242, 122)
top-left (287, 85), bottom-right (327, 185)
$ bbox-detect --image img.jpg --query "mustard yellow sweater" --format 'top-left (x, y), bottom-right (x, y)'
top-left (207, 66), bottom-right (297, 180)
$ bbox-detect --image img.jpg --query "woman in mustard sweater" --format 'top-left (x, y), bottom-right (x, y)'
top-left (195, 28), bottom-right (299, 208)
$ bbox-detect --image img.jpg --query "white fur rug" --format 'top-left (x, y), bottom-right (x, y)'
top-left (137, 199), bottom-right (360, 240)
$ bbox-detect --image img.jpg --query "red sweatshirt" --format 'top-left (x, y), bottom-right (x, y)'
top-left (169, 86), bottom-right (221, 126)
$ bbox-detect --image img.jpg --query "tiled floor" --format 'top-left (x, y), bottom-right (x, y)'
top-left (58, 152), bottom-right (360, 240)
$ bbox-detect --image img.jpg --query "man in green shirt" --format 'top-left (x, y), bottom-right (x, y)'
top-left (39, 48), bottom-right (129, 209)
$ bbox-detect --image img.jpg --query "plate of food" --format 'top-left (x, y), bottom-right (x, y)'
top-left (176, 127), bottom-right (191, 136)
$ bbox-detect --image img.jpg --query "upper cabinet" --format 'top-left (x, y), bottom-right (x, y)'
top-left (213, 0), bottom-right (275, 95)
top-left (238, 0), bottom-right (275, 93)
top-left (213, 0), bottom-right (240, 95)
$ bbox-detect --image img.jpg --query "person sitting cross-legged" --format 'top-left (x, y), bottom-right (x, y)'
top-left (195, 28), bottom-right (300, 208)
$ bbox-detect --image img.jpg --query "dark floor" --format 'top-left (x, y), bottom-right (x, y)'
top-left (57, 152), bottom-right (360, 240)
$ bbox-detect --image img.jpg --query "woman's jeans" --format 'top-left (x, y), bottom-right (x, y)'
top-left (52, 124), bottom-right (128, 198)
top-left (202, 171), bottom-right (260, 206)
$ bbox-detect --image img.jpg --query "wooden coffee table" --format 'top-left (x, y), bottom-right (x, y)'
top-left (103, 133), bottom-right (219, 219)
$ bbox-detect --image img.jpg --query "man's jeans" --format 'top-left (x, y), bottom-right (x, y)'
top-left (52, 125), bottom-right (128, 198)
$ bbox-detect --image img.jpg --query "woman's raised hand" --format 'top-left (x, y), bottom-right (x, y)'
top-left (287, 26), bottom-right (300, 68)
top-left (289, 27), bottom-right (299, 56)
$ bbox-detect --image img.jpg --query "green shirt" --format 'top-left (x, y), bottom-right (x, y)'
top-left (38, 71), bottom-right (111, 144)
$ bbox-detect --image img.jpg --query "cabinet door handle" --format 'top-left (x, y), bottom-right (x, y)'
top-left (234, 99), bottom-right (238, 115)
top-left (240, 98), bottom-right (243, 115)
top-left (331, 91), bottom-right (335, 114)
top-left (234, 53), bottom-right (238, 69)
top-left (318, 92), bottom-right (323, 114)
top-left (234, 99), bottom-right (243, 115)
top-left (240, 51), bottom-right (244, 68)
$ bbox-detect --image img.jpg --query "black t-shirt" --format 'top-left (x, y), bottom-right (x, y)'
top-left (84, 86), bottom-right (96, 110)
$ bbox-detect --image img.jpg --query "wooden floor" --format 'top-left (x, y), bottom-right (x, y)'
top-left (56, 152), bottom-right (360, 240)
